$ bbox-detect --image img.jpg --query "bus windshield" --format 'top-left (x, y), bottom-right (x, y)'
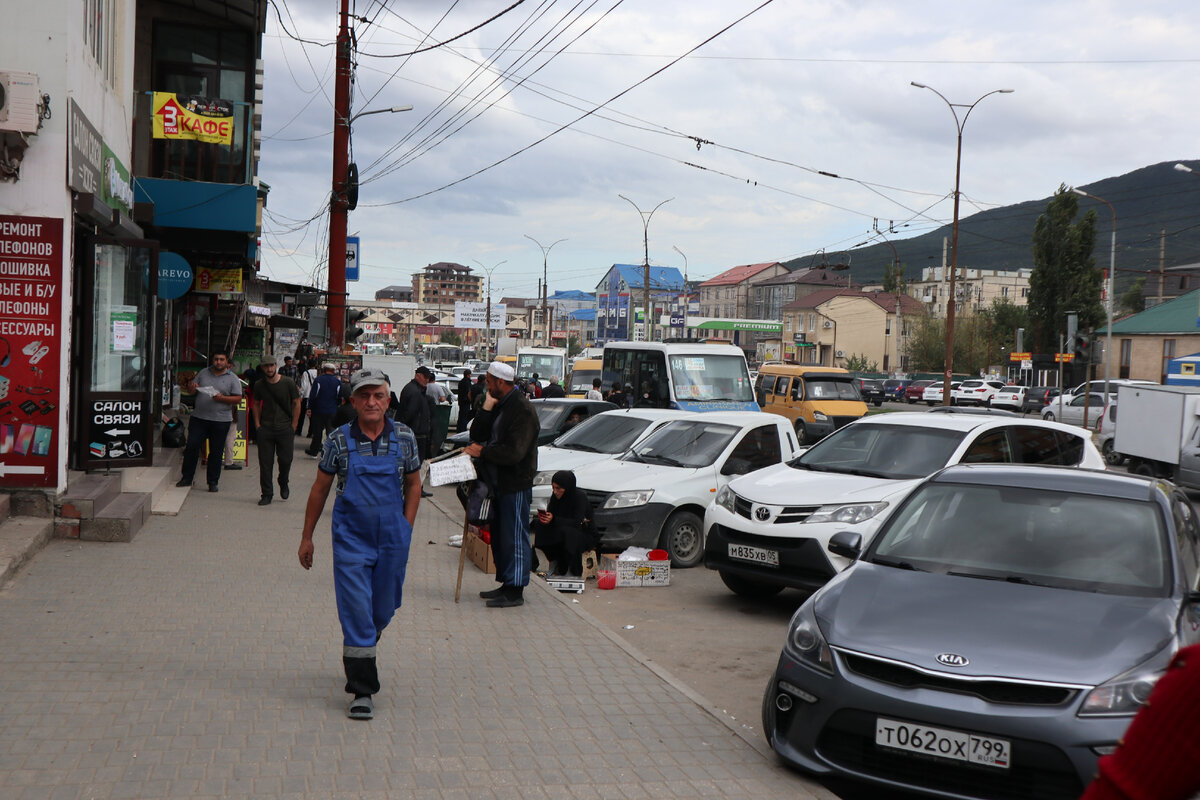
top-left (568, 369), bottom-right (600, 393)
top-left (668, 354), bottom-right (755, 403)
top-left (517, 353), bottom-right (564, 381)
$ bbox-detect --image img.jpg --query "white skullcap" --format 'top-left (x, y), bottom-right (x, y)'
top-left (487, 361), bottom-right (516, 382)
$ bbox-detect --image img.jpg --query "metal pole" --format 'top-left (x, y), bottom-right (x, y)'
top-left (326, 0), bottom-right (352, 349)
top-left (673, 244), bottom-right (688, 338)
top-left (619, 195), bottom-right (673, 342)
top-left (1070, 188), bottom-right (1116, 400)
top-left (912, 83), bottom-right (1013, 405)
top-left (524, 235), bottom-right (566, 347)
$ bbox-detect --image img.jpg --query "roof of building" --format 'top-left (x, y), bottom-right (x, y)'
top-left (417, 262), bottom-right (472, 273)
top-left (569, 308), bottom-right (597, 321)
top-left (1105, 288), bottom-right (1200, 334)
top-left (699, 262), bottom-right (782, 287)
top-left (783, 288), bottom-right (926, 315)
top-left (756, 267), bottom-right (860, 288)
top-left (549, 289), bottom-right (596, 301)
top-left (603, 264), bottom-right (686, 292)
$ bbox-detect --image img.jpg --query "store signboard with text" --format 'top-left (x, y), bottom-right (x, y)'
top-left (0, 216), bottom-right (64, 487)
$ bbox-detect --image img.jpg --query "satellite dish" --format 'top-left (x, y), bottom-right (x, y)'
top-left (346, 162), bottom-right (359, 210)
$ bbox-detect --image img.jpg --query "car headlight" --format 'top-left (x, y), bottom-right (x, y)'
top-left (715, 485), bottom-right (737, 514)
top-left (805, 502), bottom-right (888, 525)
top-left (532, 470), bottom-right (555, 486)
top-left (603, 490), bottom-right (653, 509)
top-left (813, 411), bottom-right (829, 421)
top-left (786, 601), bottom-right (833, 674)
top-left (1078, 646), bottom-right (1176, 717)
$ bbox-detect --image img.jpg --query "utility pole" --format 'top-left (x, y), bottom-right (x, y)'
top-left (619, 194), bottom-right (673, 342)
top-left (326, 0), bottom-right (352, 349)
top-left (673, 245), bottom-right (688, 339)
top-left (524, 235), bottom-right (566, 348)
top-left (473, 259), bottom-right (506, 362)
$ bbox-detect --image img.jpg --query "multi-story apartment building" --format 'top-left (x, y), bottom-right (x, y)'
top-left (412, 262), bottom-right (482, 305)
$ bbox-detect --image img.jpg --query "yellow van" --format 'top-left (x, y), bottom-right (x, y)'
top-left (753, 364), bottom-right (868, 444)
top-left (566, 358), bottom-right (602, 398)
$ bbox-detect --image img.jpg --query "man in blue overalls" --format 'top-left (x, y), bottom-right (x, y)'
top-left (298, 368), bottom-right (422, 720)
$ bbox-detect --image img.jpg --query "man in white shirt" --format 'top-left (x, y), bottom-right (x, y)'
top-left (585, 378), bottom-right (604, 401)
top-left (297, 360), bottom-right (318, 435)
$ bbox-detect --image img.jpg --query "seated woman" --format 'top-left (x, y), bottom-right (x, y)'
top-left (532, 470), bottom-right (597, 576)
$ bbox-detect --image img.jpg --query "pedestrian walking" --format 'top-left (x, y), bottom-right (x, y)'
top-left (176, 350), bottom-right (243, 492)
top-left (305, 363), bottom-right (342, 457)
top-left (462, 361), bottom-right (539, 608)
top-left (251, 355), bottom-right (301, 506)
top-left (456, 369), bottom-right (474, 433)
top-left (397, 366), bottom-right (434, 496)
top-left (297, 368), bottom-right (422, 721)
top-left (585, 378), bottom-right (603, 401)
top-left (279, 355), bottom-right (300, 383)
top-left (297, 359), bottom-right (318, 435)
top-left (542, 378), bottom-right (566, 398)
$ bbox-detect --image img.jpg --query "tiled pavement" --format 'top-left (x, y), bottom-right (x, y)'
top-left (0, 447), bottom-right (829, 799)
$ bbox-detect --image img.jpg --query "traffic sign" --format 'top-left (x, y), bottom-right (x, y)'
top-left (1054, 352), bottom-right (1075, 363)
top-left (346, 236), bottom-right (360, 282)
top-left (1008, 352), bottom-right (1031, 361)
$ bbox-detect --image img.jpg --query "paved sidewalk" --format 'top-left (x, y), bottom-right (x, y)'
top-left (0, 446), bottom-right (827, 799)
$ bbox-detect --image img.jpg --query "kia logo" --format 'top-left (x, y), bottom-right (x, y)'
top-left (936, 653), bottom-right (969, 668)
top-left (753, 506), bottom-right (771, 522)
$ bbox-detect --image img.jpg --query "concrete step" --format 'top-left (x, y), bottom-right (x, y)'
top-left (121, 466), bottom-right (174, 512)
top-left (79, 493), bottom-right (150, 543)
top-left (0, 493), bottom-right (10, 523)
top-left (151, 484), bottom-right (190, 516)
top-left (0, 516), bottom-right (54, 590)
top-left (60, 473), bottom-right (123, 521)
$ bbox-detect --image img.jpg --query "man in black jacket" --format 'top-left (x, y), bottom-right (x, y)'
top-left (456, 369), bottom-right (474, 432)
top-left (397, 366), bottom-right (433, 469)
top-left (463, 361), bottom-right (539, 608)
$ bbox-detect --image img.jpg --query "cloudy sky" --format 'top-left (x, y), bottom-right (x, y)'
top-left (258, 0), bottom-right (1200, 301)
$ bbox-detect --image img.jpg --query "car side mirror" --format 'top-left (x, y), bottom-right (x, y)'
top-left (827, 530), bottom-right (863, 560)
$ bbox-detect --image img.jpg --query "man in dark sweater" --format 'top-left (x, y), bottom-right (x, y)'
top-left (462, 361), bottom-right (539, 608)
top-left (305, 363), bottom-right (343, 456)
top-left (251, 355), bottom-right (301, 505)
top-left (397, 367), bottom-right (434, 490)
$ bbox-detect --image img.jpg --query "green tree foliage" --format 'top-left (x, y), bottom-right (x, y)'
top-left (844, 353), bottom-right (879, 372)
top-left (1028, 186), bottom-right (1102, 352)
top-left (882, 262), bottom-right (907, 294)
top-left (439, 330), bottom-right (462, 346)
top-left (1119, 276), bottom-right (1146, 316)
top-left (567, 335), bottom-right (581, 357)
top-left (904, 301), bottom-right (1028, 375)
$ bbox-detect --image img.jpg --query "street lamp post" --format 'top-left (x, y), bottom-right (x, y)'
top-left (1070, 188), bottom-right (1115, 405)
top-left (524, 235), bottom-right (566, 347)
top-left (472, 259), bottom-right (506, 361)
top-left (672, 245), bottom-right (688, 338)
top-left (619, 194), bottom-right (673, 342)
top-left (911, 82), bottom-right (1012, 404)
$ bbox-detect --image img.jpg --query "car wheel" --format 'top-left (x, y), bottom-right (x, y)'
top-left (720, 570), bottom-right (785, 597)
top-left (1132, 462), bottom-right (1156, 478)
top-left (873, 400), bottom-right (882, 407)
top-left (794, 419), bottom-right (808, 445)
top-left (1101, 440), bottom-right (1125, 466)
top-left (660, 510), bottom-right (704, 568)
top-left (1043, 412), bottom-right (1055, 421)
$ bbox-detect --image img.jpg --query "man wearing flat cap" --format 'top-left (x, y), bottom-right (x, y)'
top-left (397, 366), bottom-right (435, 495)
top-left (463, 361), bottom-right (539, 608)
top-left (298, 368), bottom-right (423, 721)
top-left (251, 355), bottom-right (301, 505)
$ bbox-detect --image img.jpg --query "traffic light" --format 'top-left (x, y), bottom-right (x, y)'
top-left (1073, 333), bottom-right (1090, 362)
top-left (345, 309), bottom-right (368, 346)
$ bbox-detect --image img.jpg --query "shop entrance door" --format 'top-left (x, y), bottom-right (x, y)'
top-left (76, 239), bottom-right (158, 469)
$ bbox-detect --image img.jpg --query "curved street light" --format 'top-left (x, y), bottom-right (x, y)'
top-left (672, 245), bottom-right (688, 336)
top-left (472, 259), bottom-right (507, 361)
top-left (524, 235), bottom-right (567, 346)
top-left (911, 82), bottom-right (1013, 404)
top-left (619, 194), bottom-right (673, 341)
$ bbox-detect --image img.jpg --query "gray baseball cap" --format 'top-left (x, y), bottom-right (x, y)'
top-left (350, 368), bottom-right (390, 392)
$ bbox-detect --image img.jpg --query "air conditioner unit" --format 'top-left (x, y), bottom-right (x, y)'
top-left (835, 349), bottom-right (845, 358)
top-left (0, 71), bottom-right (43, 134)
top-left (822, 320), bottom-right (833, 329)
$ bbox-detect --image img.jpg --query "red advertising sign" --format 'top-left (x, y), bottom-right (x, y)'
top-left (0, 216), bottom-right (63, 487)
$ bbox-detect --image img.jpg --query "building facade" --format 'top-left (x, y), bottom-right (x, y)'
top-left (412, 262), bottom-right (482, 305)
top-left (782, 289), bottom-right (926, 372)
top-left (906, 266), bottom-right (1032, 317)
top-left (593, 264), bottom-right (685, 343)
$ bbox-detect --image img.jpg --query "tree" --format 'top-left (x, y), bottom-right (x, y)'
top-left (439, 330), bottom-right (461, 346)
top-left (566, 335), bottom-right (581, 357)
top-left (1028, 185), bottom-right (1102, 353)
top-left (906, 316), bottom-right (948, 372)
top-left (882, 262), bottom-right (907, 294)
top-left (1119, 276), bottom-right (1146, 316)
top-left (843, 353), bottom-right (879, 373)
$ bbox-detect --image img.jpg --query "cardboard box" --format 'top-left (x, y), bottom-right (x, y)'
top-left (464, 526), bottom-right (495, 574)
top-left (601, 555), bottom-right (670, 587)
top-left (580, 550), bottom-right (599, 580)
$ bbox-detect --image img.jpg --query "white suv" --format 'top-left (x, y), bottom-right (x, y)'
top-left (951, 379), bottom-right (1005, 406)
top-left (702, 412), bottom-right (1106, 597)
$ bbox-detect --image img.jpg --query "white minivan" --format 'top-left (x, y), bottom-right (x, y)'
top-left (574, 412), bottom-right (799, 567)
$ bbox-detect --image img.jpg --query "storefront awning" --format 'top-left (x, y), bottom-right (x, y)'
top-left (270, 314), bottom-right (309, 329)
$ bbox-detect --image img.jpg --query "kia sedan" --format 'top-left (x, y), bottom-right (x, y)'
top-left (762, 464), bottom-right (1200, 799)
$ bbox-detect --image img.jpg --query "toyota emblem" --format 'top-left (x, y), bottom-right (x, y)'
top-left (935, 653), bottom-right (970, 668)
top-left (753, 506), bottom-right (771, 522)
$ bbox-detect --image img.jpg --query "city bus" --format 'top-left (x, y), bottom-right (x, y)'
top-left (516, 346), bottom-right (567, 387)
top-left (601, 341), bottom-right (758, 412)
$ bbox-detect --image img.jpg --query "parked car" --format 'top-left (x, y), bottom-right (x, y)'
top-left (531, 408), bottom-right (689, 511)
top-left (1042, 392), bottom-right (1108, 430)
top-left (440, 398), bottom-right (617, 453)
top-left (575, 412), bottom-right (799, 567)
top-left (855, 378), bottom-right (886, 407)
top-left (703, 412), bottom-right (1105, 597)
top-left (927, 406), bottom-right (1019, 417)
top-left (882, 379), bottom-right (911, 402)
top-left (1020, 386), bottom-right (1061, 414)
top-left (922, 381), bottom-right (961, 405)
top-left (1064, 378), bottom-right (1156, 403)
top-left (990, 384), bottom-right (1026, 411)
top-left (951, 378), bottom-right (1005, 406)
top-left (761, 464), bottom-right (1200, 797)
top-left (756, 365), bottom-right (867, 444)
top-left (904, 379), bottom-right (935, 404)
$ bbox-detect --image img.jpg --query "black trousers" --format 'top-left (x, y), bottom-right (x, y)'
top-left (256, 426), bottom-right (295, 497)
top-left (181, 417), bottom-right (231, 487)
top-left (307, 412), bottom-right (334, 454)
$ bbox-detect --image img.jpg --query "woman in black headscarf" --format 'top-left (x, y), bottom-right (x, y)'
top-left (532, 470), bottom-right (596, 576)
